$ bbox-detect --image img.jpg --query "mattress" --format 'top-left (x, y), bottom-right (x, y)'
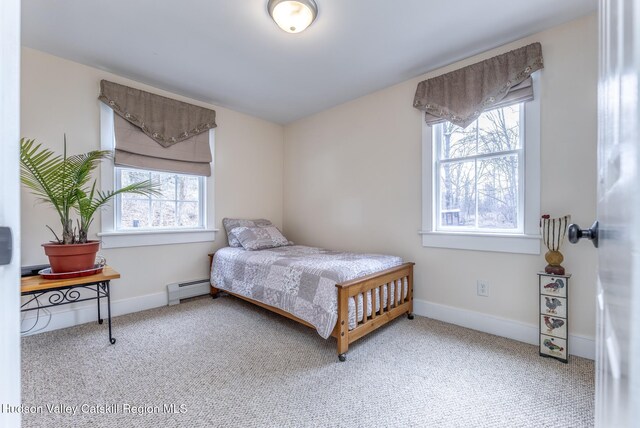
top-left (210, 245), bottom-right (407, 339)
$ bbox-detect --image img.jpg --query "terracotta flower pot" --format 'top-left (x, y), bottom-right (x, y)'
top-left (42, 241), bottom-right (100, 273)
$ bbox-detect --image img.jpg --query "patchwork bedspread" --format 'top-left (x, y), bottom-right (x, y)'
top-left (211, 245), bottom-right (404, 339)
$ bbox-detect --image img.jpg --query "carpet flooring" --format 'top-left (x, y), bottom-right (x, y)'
top-left (21, 296), bottom-right (595, 427)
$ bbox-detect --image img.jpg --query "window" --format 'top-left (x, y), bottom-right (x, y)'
top-left (421, 77), bottom-right (540, 254)
top-left (115, 168), bottom-right (205, 230)
top-left (434, 104), bottom-right (523, 233)
top-left (98, 104), bottom-right (217, 248)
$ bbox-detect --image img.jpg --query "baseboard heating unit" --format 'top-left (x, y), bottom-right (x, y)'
top-left (167, 279), bottom-right (210, 305)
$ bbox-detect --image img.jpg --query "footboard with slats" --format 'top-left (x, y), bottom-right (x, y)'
top-left (334, 262), bottom-right (415, 360)
top-left (210, 252), bottom-right (414, 361)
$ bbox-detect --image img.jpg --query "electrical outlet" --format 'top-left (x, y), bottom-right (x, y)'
top-left (477, 280), bottom-right (489, 297)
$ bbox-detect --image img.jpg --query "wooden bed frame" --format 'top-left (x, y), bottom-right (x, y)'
top-left (208, 253), bottom-right (414, 361)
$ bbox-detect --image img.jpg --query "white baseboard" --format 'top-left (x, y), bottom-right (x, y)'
top-left (21, 292), bottom-right (595, 360)
top-left (21, 291), bottom-right (168, 336)
top-left (413, 298), bottom-right (595, 360)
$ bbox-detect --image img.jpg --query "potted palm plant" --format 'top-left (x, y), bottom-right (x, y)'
top-left (20, 137), bottom-right (159, 274)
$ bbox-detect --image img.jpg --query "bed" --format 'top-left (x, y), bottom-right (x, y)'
top-left (209, 245), bottom-right (414, 361)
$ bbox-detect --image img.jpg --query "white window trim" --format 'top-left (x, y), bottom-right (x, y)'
top-left (419, 73), bottom-right (541, 255)
top-left (97, 103), bottom-right (218, 248)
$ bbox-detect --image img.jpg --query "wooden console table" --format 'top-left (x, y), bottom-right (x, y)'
top-left (21, 266), bottom-right (121, 344)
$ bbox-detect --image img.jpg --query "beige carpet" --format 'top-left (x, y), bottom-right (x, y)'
top-left (21, 296), bottom-right (594, 427)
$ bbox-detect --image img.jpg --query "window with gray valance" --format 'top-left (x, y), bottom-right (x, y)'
top-left (413, 42), bottom-right (544, 128)
top-left (98, 80), bottom-right (216, 176)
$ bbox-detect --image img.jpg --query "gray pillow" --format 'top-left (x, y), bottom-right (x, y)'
top-left (231, 226), bottom-right (291, 251)
top-left (222, 218), bottom-right (272, 247)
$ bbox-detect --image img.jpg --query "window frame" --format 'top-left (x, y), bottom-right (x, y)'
top-left (98, 103), bottom-right (218, 248)
top-left (420, 73), bottom-right (541, 255)
top-left (114, 167), bottom-right (207, 231)
top-left (433, 103), bottom-right (525, 234)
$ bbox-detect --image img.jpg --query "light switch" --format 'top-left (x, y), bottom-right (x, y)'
top-left (0, 227), bottom-right (12, 265)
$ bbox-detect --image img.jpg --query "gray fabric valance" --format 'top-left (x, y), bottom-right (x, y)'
top-left (423, 77), bottom-right (534, 126)
top-left (114, 114), bottom-right (212, 176)
top-left (414, 42), bottom-right (543, 128)
top-left (99, 80), bottom-right (216, 148)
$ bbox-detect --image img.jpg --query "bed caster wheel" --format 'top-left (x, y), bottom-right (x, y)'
top-left (211, 293), bottom-right (219, 299)
top-left (110, 338), bottom-right (116, 345)
top-left (338, 353), bottom-right (347, 362)
top-left (407, 313), bottom-right (414, 320)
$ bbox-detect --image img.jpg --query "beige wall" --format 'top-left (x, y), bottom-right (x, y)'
top-left (283, 15), bottom-right (598, 339)
top-left (20, 15), bottom-right (598, 343)
top-left (20, 47), bottom-right (284, 302)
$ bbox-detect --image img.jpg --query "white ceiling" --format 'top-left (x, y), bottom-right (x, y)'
top-left (22, 0), bottom-right (596, 124)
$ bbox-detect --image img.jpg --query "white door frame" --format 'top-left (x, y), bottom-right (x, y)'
top-left (0, 0), bottom-right (22, 426)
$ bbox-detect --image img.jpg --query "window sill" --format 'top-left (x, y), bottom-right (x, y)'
top-left (419, 230), bottom-right (541, 255)
top-left (98, 228), bottom-right (219, 249)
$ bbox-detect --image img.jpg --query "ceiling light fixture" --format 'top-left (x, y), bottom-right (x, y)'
top-left (267, 0), bottom-right (318, 34)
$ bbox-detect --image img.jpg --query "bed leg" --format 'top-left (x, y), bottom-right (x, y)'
top-left (337, 324), bottom-right (349, 361)
top-left (210, 285), bottom-right (220, 299)
top-left (337, 286), bottom-right (349, 361)
top-left (407, 269), bottom-right (414, 320)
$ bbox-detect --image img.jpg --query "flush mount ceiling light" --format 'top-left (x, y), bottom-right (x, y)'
top-left (267, 0), bottom-right (318, 34)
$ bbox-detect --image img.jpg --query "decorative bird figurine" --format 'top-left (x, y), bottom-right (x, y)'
top-left (545, 297), bottom-right (563, 314)
top-left (544, 279), bottom-right (564, 292)
top-left (543, 339), bottom-right (564, 352)
top-left (544, 316), bottom-right (565, 333)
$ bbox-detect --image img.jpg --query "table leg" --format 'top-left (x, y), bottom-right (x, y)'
top-left (106, 281), bottom-right (116, 345)
top-left (97, 283), bottom-right (103, 324)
